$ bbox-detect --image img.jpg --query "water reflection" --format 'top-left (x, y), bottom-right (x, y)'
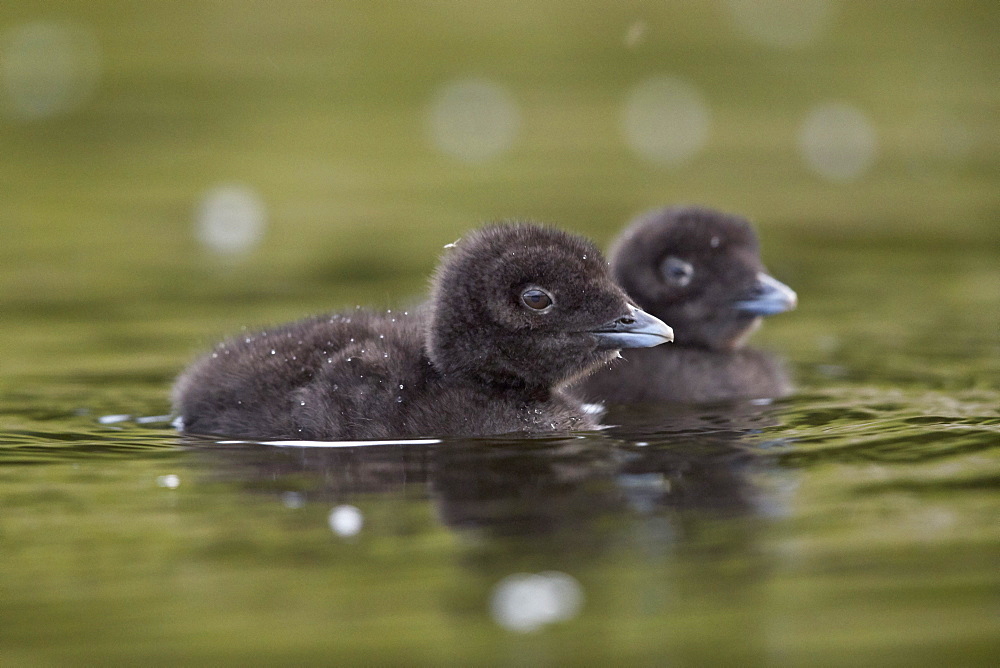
top-left (185, 403), bottom-right (790, 543)
top-left (183, 410), bottom-right (790, 647)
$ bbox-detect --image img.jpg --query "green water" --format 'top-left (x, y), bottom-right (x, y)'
top-left (1, 2), bottom-right (998, 664)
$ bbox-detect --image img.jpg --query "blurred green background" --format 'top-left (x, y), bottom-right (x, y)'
top-left (2, 3), bottom-right (998, 663)
top-left (3, 2), bottom-right (996, 347)
top-left (1, 0), bottom-right (997, 384)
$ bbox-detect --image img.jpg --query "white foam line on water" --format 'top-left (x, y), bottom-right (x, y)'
top-left (136, 414), bottom-right (174, 424)
top-left (98, 414), bottom-right (132, 424)
top-left (215, 438), bottom-right (441, 448)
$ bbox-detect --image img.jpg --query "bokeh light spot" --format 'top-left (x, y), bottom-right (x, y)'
top-left (725, 0), bottom-right (836, 49)
top-left (281, 492), bottom-right (306, 509)
top-left (426, 78), bottom-right (521, 162)
top-left (490, 571), bottom-right (584, 633)
top-left (328, 504), bottom-right (363, 537)
top-left (798, 102), bottom-right (878, 182)
top-left (156, 474), bottom-right (180, 489)
top-left (195, 184), bottom-right (267, 256)
top-left (624, 20), bottom-right (648, 49)
top-left (621, 76), bottom-right (711, 167)
top-left (0, 21), bottom-right (102, 120)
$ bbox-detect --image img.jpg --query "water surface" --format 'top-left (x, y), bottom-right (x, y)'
top-left (1, 1), bottom-right (998, 664)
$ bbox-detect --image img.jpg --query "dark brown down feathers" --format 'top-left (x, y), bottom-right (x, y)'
top-left (572, 206), bottom-right (797, 404)
top-left (173, 222), bottom-right (666, 439)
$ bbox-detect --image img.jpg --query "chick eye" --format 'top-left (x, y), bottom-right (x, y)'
top-left (660, 256), bottom-right (694, 287)
top-left (521, 287), bottom-right (554, 312)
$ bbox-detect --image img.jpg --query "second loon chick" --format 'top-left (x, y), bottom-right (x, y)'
top-left (573, 205), bottom-right (797, 404)
top-left (172, 222), bottom-right (673, 440)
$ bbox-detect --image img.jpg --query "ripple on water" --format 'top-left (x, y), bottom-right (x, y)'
top-left (0, 411), bottom-right (180, 464)
top-left (764, 387), bottom-right (1000, 466)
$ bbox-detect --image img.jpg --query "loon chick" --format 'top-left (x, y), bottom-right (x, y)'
top-left (173, 222), bottom-right (673, 439)
top-left (573, 205), bottom-right (796, 404)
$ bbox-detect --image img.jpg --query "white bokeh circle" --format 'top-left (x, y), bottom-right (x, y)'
top-left (621, 76), bottom-right (711, 167)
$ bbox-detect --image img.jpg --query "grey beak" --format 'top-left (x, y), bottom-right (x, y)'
top-left (592, 304), bottom-right (674, 349)
top-left (733, 272), bottom-right (797, 316)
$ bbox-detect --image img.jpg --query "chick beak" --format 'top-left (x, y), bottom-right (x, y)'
top-left (591, 304), bottom-right (674, 349)
top-left (733, 272), bottom-right (797, 316)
